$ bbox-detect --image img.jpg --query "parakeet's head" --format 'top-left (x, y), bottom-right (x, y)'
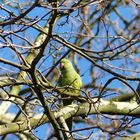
top-left (60, 59), bottom-right (73, 71)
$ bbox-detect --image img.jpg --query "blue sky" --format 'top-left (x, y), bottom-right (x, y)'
top-left (0, 1), bottom-right (140, 139)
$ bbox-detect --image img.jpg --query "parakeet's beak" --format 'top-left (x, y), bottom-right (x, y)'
top-left (60, 62), bottom-right (64, 69)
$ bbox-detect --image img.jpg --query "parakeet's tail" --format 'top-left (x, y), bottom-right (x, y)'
top-left (62, 94), bottom-right (73, 131)
top-left (66, 117), bottom-right (72, 131)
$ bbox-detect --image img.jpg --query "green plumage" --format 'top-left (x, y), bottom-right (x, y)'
top-left (58, 59), bottom-right (82, 97)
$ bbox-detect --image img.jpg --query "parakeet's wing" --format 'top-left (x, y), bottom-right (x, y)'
top-left (58, 71), bottom-right (82, 96)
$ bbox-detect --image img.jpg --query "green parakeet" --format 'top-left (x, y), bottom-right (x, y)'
top-left (58, 58), bottom-right (82, 130)
top-left (58, 58), bottom-right (82, 97)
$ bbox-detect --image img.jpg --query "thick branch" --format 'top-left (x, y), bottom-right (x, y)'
top-left (1, 99), bottom-right (140, 135)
